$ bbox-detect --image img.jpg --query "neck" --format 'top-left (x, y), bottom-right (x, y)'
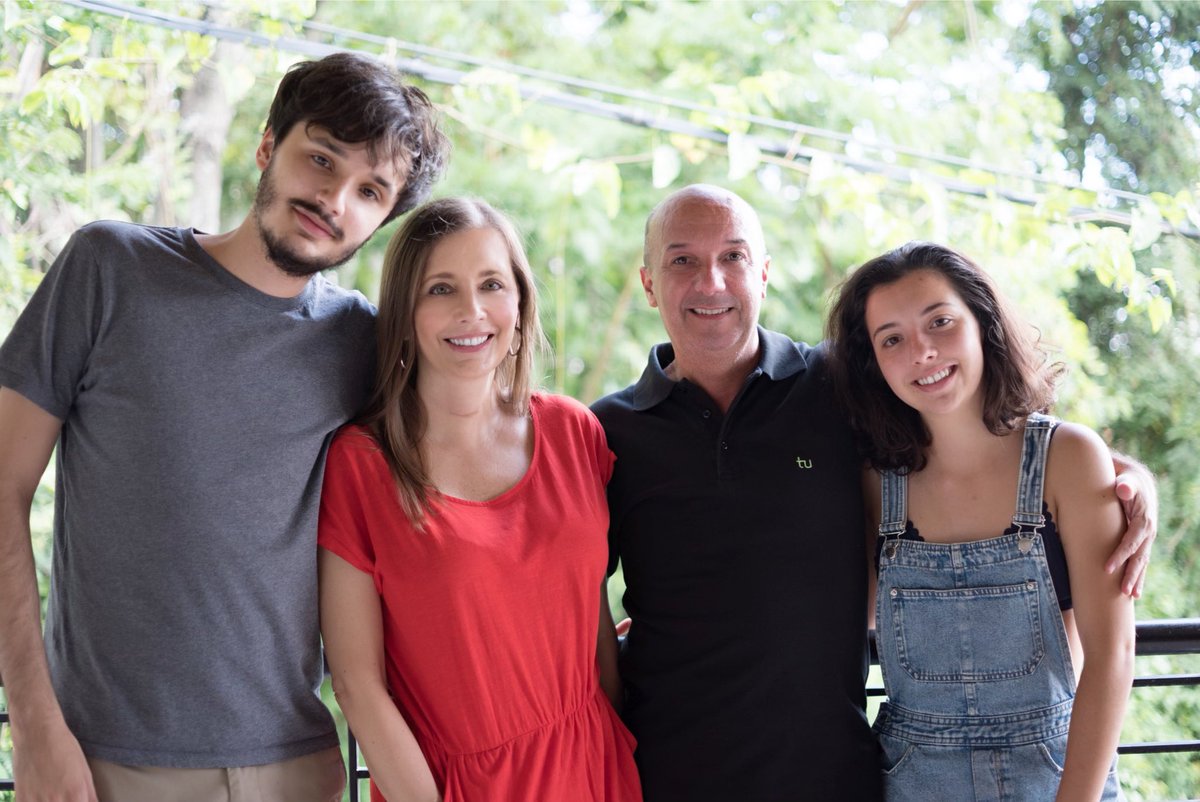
top-left (666, 335), bottom-right (760, 413)
top-left (666, 355), bottom-right (757, 413)
top-left (418, 372), bottom-right (509, 445)
top-left (921, 406), bottom-right (1004, 472)
top-left (194, 218), bottom-right (312, 299)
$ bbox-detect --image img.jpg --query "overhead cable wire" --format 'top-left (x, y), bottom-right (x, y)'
top-left (55, 0), bottom-right (1200, 238)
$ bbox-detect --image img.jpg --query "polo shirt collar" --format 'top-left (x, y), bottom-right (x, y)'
top-left (627, 326), bottom-right (809, 411)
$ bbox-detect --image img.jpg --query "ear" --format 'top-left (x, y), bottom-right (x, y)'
top-left (255, 127), bottom-right (277, 171)
top-left (760, 254), bottom-right (771, 298)
top-left (639, 266), bottom-right (658, 308)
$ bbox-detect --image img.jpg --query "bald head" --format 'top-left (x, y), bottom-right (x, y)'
top-left (643, 184), bottom-right (767, 270)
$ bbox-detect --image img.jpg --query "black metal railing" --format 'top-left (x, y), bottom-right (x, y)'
top-left (2, 618), bottom-right (1198, 797)
top-left (339, 618), bottom-right (1200, 801)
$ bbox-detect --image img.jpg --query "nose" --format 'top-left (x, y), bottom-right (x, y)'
top-left (317, 179), bottom-right (352, 217)
top-left (456, 289), bottom-right (485, 322)
top-left (696, 262), bottom-right (727, 294)
top-left (910, 332), bottom-right (937, 363)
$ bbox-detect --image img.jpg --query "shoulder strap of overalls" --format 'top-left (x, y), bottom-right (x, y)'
top-left (878, 469), bottom-right (907, 539)
top-left (1012, 412), bottom-right (1059, 533)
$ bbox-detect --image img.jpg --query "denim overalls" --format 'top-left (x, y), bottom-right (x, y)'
top-left (873, 414), bottom-right (1123, 801)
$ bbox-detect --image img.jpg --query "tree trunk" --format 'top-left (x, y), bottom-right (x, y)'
top-left (181, 39), bottom-right (240, 233)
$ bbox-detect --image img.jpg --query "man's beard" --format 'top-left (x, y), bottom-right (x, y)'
top-left (252, 162), bottom-right (365, 278)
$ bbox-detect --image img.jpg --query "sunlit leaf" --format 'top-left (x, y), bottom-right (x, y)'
top-left (90, 58), bottom-right (131, 80)
top-left (1145, 294), bottom-right (1172, 332)
top-left (1129, 200), bottom-right (1163, 251)
top-left (184, 32), bottom-right (213, 63)
top-left (652, 145), bottom-right (681, 188)
top-left (726, 132), bottom-right (760, 181)
top-left (806, 152), bottom-right (835, 196)
top-left (1150, 268), bottom-right (1177, 297)
top-left (18, 87), bottom-right (47, 115)
top-left (47, 37), bottom-right (88, 67)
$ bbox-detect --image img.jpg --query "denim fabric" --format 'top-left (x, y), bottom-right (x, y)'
top-left (873, 414), bottom-right (1123, 801)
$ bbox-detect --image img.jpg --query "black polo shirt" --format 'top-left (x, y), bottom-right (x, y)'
top-left (593, 327), bottom-right (881, 802)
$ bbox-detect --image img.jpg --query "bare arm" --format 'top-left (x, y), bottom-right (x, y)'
top-left (1106, 451), bottom-right (1157, 597)
top-left (597, 580), bottom-right (622, 711)
top-left (319, 548), bottom-right (440, 802)
top-left (1051, 424), bottom-right (1136, 802)
top-left (0, 388), bottom-right (98, 802)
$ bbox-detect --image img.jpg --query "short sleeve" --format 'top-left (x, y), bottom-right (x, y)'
top-left (584, 405), bottom-right (616, 487)
top-left (317, 427), bottom-right (380, 575)
top-left (0, 228), bottom-right (106, 419)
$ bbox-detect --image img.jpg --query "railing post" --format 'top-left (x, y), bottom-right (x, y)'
top-left (347, 729), bottom-right (360, 802)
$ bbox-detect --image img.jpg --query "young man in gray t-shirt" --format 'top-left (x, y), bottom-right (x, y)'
top-left (0, 52), bottom-right (448, 802)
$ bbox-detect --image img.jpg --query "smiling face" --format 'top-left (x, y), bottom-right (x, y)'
top-left (252, 123), bottom-right (405, 277)
top-left (864, 269), bottom-right (986, 420)
top-left (413, 226), bottom-right (521, 384)
top-left (641, 188), bottom-right (770, 377)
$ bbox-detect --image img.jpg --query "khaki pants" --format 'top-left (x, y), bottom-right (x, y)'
top-left (87, 746), bottom-right (346, 802)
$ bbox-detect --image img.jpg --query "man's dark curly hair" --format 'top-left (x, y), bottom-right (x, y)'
top-left (825, 241), bottom-right (1062, 473)
top-left (266, 52), bottom-right (450, 223)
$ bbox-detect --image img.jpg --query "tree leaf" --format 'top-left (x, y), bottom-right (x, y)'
top-left (1130, 200), bottom-right (1163, 251)
top-left (726, 132), bottom-right (760, 181)
top-left (652, 144), bottom-right (681, 188)
top-left (1146, 294), bottom-right (1172, 333)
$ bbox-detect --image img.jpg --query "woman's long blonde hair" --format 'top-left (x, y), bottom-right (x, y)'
top-left (357, 197), bottom-right (544, 527)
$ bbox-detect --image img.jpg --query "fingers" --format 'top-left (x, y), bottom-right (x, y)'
top-left (1121, 543), bottom-right (1152, 598)
top-left (1114, 476), bottom-right (1137, 501)
top-left (615, 617), bottom-right (631, 637)
top-left (1104, 527), bottom-right (1142, 577)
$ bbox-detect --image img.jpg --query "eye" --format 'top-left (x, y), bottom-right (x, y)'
top-left (724, 251), bottom-right (748, 262)
top-left (427, 283), bottom-right (452, 296)
top-left (930, 316), bottom-right (953, 329)
top-left (311, 154), bottom-right (332, 169)
top-left (880, 334), bottom-right (901, 348)
top-left (360, 187), bottom-right (381, 201)
top-left (482, 278), bottom-right (504, 291)
top-left (669, 255), bottom-right (691, 266)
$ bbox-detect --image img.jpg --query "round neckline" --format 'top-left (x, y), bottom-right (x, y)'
top-left (434, 393), bottom-right (543, 508)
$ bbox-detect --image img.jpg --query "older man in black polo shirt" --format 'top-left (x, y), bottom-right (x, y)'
top-left (592, 184), bottom-right (1156, 802)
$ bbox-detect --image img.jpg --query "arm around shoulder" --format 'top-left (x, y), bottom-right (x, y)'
top-left (1107, 449), bottom-right (1158, 596)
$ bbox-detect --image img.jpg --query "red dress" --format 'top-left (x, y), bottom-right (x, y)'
top-left (318, 393), bottom-right (641, 802)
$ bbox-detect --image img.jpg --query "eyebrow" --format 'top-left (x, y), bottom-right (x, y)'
top-left (870, 301), bottom-right (952, 339)
top-left (310, 134), bottom-right (397, 196)
top-left (664, 238), bottom-right (750, 252)
top-left (422, 268), bottom-right (507, 282)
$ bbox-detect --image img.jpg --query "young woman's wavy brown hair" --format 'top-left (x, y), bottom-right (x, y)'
top-left (825, 241), bottom-right (1063, 474)
top-left (357, 197), bottom-right (544, 527)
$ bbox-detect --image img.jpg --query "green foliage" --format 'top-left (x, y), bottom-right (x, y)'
top-left (1021, 0), bottom-right (1200, 193)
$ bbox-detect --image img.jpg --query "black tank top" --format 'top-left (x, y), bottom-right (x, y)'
top-left (876, 504), bottom-right (1072, 611)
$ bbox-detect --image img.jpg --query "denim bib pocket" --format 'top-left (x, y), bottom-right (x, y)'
top-left (891, 580), bottom-right (1046, 681)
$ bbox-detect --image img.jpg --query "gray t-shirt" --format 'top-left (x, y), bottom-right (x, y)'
top-left (0, 221), bottom-right (375, 767)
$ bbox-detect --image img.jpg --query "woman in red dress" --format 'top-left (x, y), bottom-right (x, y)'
top-left (318, 197), bottom-right (641, 802)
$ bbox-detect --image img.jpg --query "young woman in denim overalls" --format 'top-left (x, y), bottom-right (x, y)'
top-left (827, 243), bottom-right (1135, 801)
